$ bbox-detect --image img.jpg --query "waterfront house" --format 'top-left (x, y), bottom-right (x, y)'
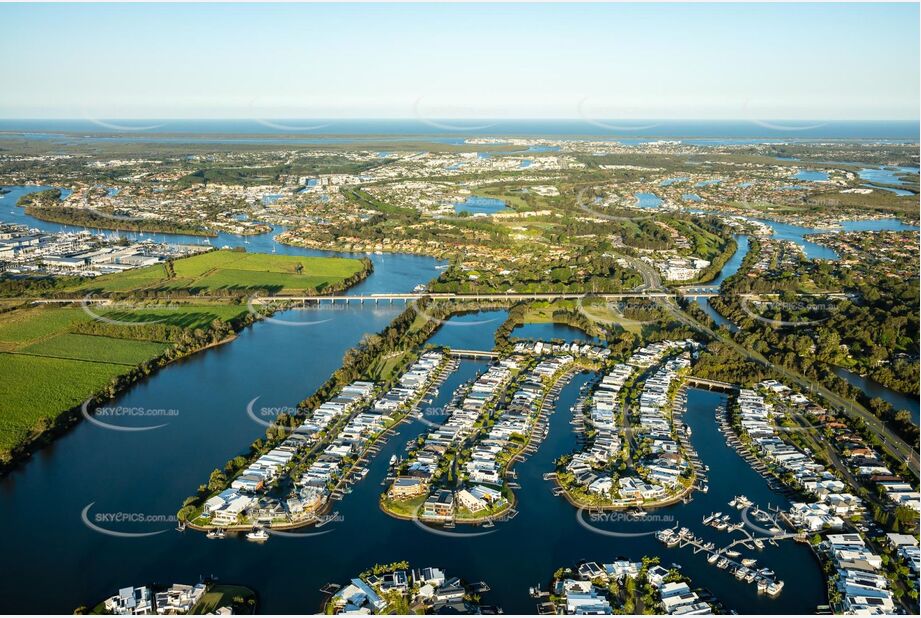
top-left (104, 586), bottom-right (154, 615)
top-left (154, 583), bottom-right (206, 614)
top-left (422, 490), bottom-right (455, 521)
top-left (332, 578), bottom-right (386, 614)
top-left (456, 489), bottom-right (488, 513)
top-left (388, 476), bottom-right (428, 499)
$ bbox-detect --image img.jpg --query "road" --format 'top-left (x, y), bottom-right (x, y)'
top-left (659, 297), bottom-right (920, 478)
top-left (30, 285), bottom-right (915, 476)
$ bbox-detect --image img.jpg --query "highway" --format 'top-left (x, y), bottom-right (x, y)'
top-left (29, 288), bottom-right (913, 477)
top-left (658, 297), bottom-right (920, 478)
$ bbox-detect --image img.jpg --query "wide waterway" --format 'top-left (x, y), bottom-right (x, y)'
top-left (0, 186), bottom-right (832, 613)
top-left (0, 298), bottom-right (829, 614)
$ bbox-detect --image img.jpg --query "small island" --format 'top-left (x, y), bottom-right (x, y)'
top-left (323, 562), bottom-right (499, 614)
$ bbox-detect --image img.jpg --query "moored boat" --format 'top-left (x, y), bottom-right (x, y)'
top-left (246, 527), bottom-right (269, 541)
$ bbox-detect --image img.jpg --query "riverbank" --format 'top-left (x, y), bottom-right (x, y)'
top-left (186, 351), bottom-right (458, 533)
top-left (0, 320), bottom-right (245, 477)
top-left (0, 250), bottom-right (375, 475)
top-left (24, 204), bottom-right (218, 237)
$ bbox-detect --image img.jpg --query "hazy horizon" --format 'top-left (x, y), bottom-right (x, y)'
top-left (1, 3), bottom-right (918, 121)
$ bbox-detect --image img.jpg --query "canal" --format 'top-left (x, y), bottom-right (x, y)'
top-left (0, 187), bottom-right (833, 613)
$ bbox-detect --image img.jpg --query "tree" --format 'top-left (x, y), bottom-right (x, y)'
top-left (208, 468), bottom-right (227, 492)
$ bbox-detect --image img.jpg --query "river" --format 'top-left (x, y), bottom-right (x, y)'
top-left (0, 187), bottom-right (833, 614)
top-left (833, 366), bottom-right (920, 426)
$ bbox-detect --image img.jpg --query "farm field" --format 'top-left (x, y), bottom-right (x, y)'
top-left (73, 250), bottom-right (366, 295)
top-left (0, 303), bottom-right (249, 460)
top-left (0, 353), bottom-right (127, 452)
top-left (22, 333), bottom-right (168, 365)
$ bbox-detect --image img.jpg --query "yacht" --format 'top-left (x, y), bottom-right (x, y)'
top-left (246, 527), bottom-right (269, 541)
top-left (707, 553), bottom-right (719, 564)
top-left (753, 539), bottom-right (765, 550)
top-left (767, 581), bottom-right (784, 596)
top-left (741, 558), bottom-right (757, 567)
top-left (206, 528), bottom-right (225, 540)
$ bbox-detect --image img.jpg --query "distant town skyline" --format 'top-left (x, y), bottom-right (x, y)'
top-left (1, 2), bottom-right (918, 120)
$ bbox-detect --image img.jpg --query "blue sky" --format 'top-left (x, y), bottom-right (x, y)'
top-left (1, 2), bottom-right (918, 120)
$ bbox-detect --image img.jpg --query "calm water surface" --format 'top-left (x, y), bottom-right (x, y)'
top-left (833, 367), bottom-right (920, 425)
top-left (0, 186), bottom-right (830, 614)
top-left (635, 192), bottom-right (663, 208)
top-left (453, 196), bottom-right (507, 215)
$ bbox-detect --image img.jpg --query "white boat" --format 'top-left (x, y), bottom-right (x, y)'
top-left (757, 579), bottom-right (768, 593)
top-left (246, 528), bottom-right (269, 541)
top-left (753, 539), bottom-right (765, 550)
top-left (741, 558), bottom-right (757, 567)
top-left (389, 455), bottom-right (397, 466)
top-left (707, 554), bottom-right (719, 564)
top-left (767, 581), bottom-right (784, 596)
top-left (725, 550), bottom-right (741, 558)
top-left (206, 528), bottom-right (225, 539)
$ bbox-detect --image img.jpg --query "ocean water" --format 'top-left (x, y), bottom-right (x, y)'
top-left (0, 119), bottom-right (917, 142)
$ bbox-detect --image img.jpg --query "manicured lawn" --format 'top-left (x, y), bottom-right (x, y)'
top-left (190, 585), bottom-right (256, 615)
top-left (22, 333), bottom-right (168, 365)
top-left (380, 495), bottom-right (427, 518)
top-left (0, 353), bottom-right (127, 451)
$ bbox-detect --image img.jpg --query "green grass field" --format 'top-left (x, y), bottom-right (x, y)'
top-left (1, 250), bottom-right (367, 461)
top-left (190, 585), bottom-right (256, 615)
top-left (22, 333), bottom-right (168, 365)
top-left (0, 353), bottom-right (128, 451)
top-left (0, 303), bottom-right (248, 459)
top-left (74, 250), bottom-right (366, 295)
top-left (96, 306), bottom-right (250, 331)
top-left (0, 307), bottom-right (90, 348)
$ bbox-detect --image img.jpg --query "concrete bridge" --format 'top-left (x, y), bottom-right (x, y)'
top-left (685, 376), bottom-right (740, 392)
top-left (447, 349), bottom-right (500, 360)
top-left (250, 291), bottom-right (718, 304)
top-left (30, 290), bottom-right (854, 307)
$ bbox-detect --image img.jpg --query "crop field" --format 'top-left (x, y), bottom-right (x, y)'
top-left (0, 303), bottom-right (246, 458)
top-left (74, 250), bottom-right (365, 294)
top-left (95, 306), bottom-right (250, 331)
top-left (0, 307), bottom-right (90, 347)
top-left (0, 353), bottom-right (128, 452)
top-left (22, 333), bottom-right (168, 365)
top-left (75, 263), bottom-right (170, 293)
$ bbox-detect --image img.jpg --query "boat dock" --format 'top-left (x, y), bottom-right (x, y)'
top-left (714, 402), bottom-right (798, 498)
top-left (657, 526), bottom-right (786, 596)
